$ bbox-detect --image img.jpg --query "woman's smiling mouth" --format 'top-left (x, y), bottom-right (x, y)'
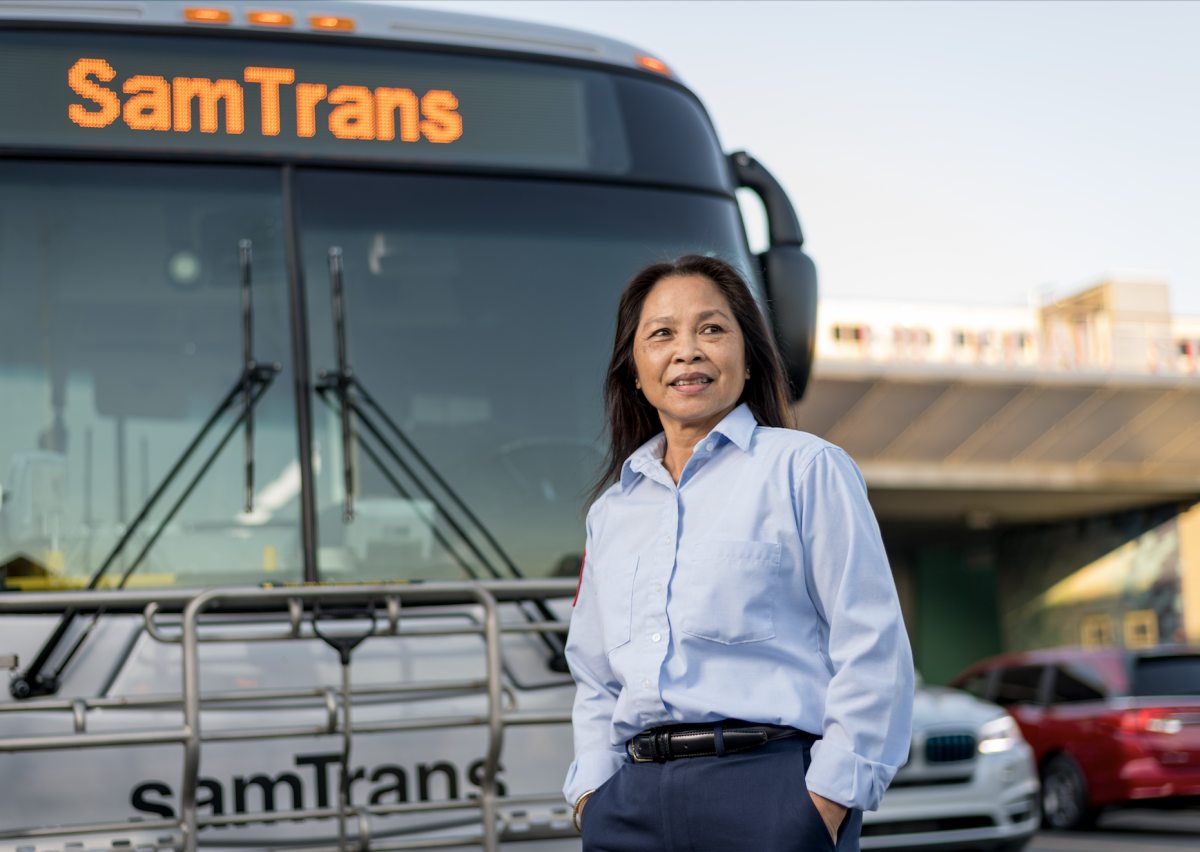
top-left (670, 373), bottom-right (714, 394)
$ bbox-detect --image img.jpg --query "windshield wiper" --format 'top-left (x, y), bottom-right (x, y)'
top-left (315, 248), bottom-right (569, 672)
top-left (11, 241), bottom-right (281, 699)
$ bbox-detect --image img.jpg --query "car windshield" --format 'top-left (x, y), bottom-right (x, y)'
top-left (1131, 655), bottom-right (1200, 697)
top-left (298, 169), bottom-right (755, 581)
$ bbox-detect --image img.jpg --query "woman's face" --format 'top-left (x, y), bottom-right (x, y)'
top-left (632, 274), bottom-right (747, 432)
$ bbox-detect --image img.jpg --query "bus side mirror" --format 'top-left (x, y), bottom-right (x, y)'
top-left (760, 245), bottom-right (817, 401)
top-left (729, 151), bottom-right (818, 401)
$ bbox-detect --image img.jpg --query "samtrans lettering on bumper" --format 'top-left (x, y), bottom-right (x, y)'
top-left (132, 754), bottom-right (505, 818)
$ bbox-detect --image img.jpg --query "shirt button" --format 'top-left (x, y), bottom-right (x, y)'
top-left (706, 442), bottom-right (714, 451)
top-left (642, 679), bottom-right (651, 689)
top-left (664, 536), bottom-right (671, 544)
top-left (655, 583), bottom-right (663, 593)
top-left (652, 633), bottom-right (661, 642)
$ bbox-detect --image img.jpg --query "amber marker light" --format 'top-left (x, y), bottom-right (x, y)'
top-left (634, 54), bottom-right (671, 76)
top-left (247, 10), bottom-right (294, 27)
top-left (309, 14), bottom-right (354, 31)
top-left (184, 7), bottom-right (231, 23)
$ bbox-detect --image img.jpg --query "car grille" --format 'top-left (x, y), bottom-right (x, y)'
top-left (888, 774), bottom-right (973, 789)
top-left (925, 734), bottom-right (976, 763)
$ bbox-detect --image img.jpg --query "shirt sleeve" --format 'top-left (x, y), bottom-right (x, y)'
top-left (799, 447), bottom-right (914, 812)
top-left (562, 512), bottom-right (629, 805)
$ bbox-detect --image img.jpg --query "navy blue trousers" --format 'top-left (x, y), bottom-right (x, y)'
top-left (581, 737), bottom-right (862, 852)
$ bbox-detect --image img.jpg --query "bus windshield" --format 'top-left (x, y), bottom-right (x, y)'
top-left (0, 161), bottom-right (754, 589)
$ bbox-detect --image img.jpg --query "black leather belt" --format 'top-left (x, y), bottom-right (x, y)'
top-left (627, 720), bottom-right (811, 763)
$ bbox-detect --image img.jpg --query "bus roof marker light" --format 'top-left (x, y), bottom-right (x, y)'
top-left (247, 11), bottom-right (294, 27)
top-left (184, 7), bottom-right (231, 24)
top-left (634, 54), bottom-right (671, 76)
top-left (310, 14), bottom-right (354, 31)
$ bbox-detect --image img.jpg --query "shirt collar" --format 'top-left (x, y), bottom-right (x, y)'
top-left (618, 403), bottom-right (757, 491)
top-left (712, 402), bottom-right (757, 453)
top-left (620, 432), bottom-right (667, 490)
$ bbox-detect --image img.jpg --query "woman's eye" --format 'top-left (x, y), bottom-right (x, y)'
top-left (701, 324), bottom-right (722, 334)
top-left (652, 328), bottom-right (671, 337)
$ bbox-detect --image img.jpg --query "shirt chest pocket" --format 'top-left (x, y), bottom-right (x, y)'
top-left (596, 556), bottom-right (639, 654)
top-left (678, 540), bottom-right (782, 645)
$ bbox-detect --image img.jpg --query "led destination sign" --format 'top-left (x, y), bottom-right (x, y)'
top-left (0, 31), bottom-right (630, 172)
top-left (67, 59), bottom-right (464, 142)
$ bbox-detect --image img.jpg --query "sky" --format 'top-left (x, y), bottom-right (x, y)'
top-left (390, 1), bottom-right (1200, 315)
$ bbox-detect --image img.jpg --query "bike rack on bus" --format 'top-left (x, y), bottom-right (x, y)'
top-left (0, 579), bottom-right (578, 852)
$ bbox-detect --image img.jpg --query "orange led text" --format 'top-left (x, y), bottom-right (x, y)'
top-left (67, 58), bottom-right (463, 144)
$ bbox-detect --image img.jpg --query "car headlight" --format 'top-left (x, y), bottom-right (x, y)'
top-left (978, 714), bottom-right (1021, 754)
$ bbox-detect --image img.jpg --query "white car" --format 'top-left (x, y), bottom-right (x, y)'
top-left (862, 678), bottom-right (1040, 851)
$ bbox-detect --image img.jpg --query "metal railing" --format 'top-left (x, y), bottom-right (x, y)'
top-left (0, 579), bottom-right (578, 852)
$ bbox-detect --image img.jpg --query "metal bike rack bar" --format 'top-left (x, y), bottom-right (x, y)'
top-left (0, 579), bottom-right (578, 852)
top-left (0, 679), bottom-right (495, 714)
top-left (0, 819), bottom-right (180, 842)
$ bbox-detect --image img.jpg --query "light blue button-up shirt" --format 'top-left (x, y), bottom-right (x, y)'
top-left (563, 403), bottom-right (913, 812)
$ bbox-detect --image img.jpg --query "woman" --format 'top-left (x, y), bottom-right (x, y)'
top-left (564, 255), bottom-right (913, 851)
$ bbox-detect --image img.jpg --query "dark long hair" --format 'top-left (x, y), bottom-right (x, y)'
top-left (589, 255), bottom-right (792, 504)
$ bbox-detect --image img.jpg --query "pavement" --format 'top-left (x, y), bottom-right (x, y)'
top-left (1027, 809), bottom-right (1200, 851)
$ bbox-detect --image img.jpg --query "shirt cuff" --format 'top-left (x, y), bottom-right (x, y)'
top-left (563, 747), bottom-right (628, 805)
top-left (805, 739), bottom-right (899, 812)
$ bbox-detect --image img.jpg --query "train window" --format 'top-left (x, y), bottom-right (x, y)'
top-left (1050, 664), bottom-right (1107, 704)
top-left (993, 665), bottom-right (1045, 706)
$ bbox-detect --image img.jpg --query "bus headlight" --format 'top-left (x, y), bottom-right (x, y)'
top-left (978, 715), bottom-right (1021, 754)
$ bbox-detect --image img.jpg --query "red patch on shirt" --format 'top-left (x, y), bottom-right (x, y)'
top-left (573, 550), bottom-right (586, 606)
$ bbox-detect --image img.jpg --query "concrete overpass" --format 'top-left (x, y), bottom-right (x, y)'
top-left (798, 364), bottom-right (1200, 526)
top-left (798, 279), bottom-right (1200, 527)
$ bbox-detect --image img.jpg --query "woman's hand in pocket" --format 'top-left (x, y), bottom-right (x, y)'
top-left (808, 792), bottom-right (847, 843)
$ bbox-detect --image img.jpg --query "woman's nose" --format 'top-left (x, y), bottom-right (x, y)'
top-left (674, 335), bottom-right (705, 361)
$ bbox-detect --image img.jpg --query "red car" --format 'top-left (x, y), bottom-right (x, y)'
top-left (949, 646), bottom-right (1200, 830)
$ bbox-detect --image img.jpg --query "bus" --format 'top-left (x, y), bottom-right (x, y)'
top-left (0, 3), bottom-right (817, 851)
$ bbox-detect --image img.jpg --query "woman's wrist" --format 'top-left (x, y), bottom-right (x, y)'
top-left (572, 790), bottom-right (596, 832)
